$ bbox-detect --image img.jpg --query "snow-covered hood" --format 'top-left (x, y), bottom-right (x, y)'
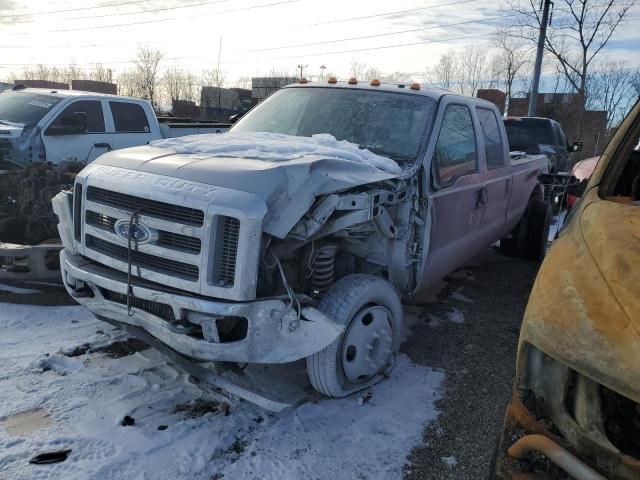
top-left (92, 132), bottom-right (401, 238)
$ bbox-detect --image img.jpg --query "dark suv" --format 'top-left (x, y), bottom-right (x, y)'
top-left (504, 117), bottom-right (582, 173)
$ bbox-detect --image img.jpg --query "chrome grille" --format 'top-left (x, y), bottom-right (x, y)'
top-left (212, 216), bottom-right (240, 287)
top-left (86, 210), bottom-right (201, 254)
top-left (86, 186), bottom-right (204, 226)
top-left (85, 234), bottom-right (199, 281)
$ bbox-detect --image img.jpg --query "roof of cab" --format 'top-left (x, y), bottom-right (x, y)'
top-left (283, 80), bottom-right (488, 105)
top-left (7, 87), bottom-right (142, 102)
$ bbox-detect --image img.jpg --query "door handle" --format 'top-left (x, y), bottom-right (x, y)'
top-left (94, 143), bottom-right (112, 151)
top-left (475, 187), bottom-right (487, 209)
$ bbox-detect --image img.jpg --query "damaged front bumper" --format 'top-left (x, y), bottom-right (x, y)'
top-left (60, 249), bottom-right (344, 364)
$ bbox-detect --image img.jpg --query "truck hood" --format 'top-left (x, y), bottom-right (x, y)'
top-left (0, 122), bottom-right (25, 139)
top-left (93, 145), bottom-right (400, 238)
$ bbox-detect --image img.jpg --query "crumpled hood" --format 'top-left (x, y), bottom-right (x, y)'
top-left (0, 122), bottom-right (25, 138)
top-left (93, 144), bottom-right (400, 238)
top-left (579, 198), bottom-right (640, 330)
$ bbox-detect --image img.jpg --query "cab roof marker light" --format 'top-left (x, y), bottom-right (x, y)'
top-left (327, 77), bottom-right (337, 84)
top-left (410, 82), bottom-right (420, 90)
top-left (299, 77), bottom-right (308, 84)
top-left (348, 77), bottom-right (358, 85)
top-left (370, 79), bottom-right (381, 86)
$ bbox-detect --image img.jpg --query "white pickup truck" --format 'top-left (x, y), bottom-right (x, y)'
top-left (0, 86), bottom-right (228, 167)
top-left (0, 87), bottom-right (229, 278)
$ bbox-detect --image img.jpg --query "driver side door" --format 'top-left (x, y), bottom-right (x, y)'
top-left (42, 99), bottom-right (112, 163)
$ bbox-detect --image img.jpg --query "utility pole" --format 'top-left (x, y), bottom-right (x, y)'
top-left (528, 0), bottom-right (552, 117)
top-left (297, 64), bottom-right (308, 79)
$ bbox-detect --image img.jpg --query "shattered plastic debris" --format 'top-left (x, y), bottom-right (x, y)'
top-left (151, 131), bottom-right (402, 174)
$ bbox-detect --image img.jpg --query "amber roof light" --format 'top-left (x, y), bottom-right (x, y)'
top-left (410, 82), bottom-right (421, 90)
top-left (370, 79), bottom-right (381, 86)
top-left (299, 77), bottom-right (308, 84)
top-left (327, 76), bottom-right (337, 84)
top-left (348, 77), bottom-right (358, 85)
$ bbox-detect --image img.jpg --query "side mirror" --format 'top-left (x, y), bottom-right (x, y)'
top-left (566, 178), bottom-right (588, 197)
top-left (570, 141), bottom-right (583, 153)
top-left (46, 111), bottom-right (87, 136)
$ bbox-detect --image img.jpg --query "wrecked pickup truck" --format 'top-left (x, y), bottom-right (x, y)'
top-left (53, 79), bottom-right (550, 397)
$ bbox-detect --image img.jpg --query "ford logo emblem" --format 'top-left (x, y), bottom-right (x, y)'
top-left (114, 219), bottom-right (152, 243)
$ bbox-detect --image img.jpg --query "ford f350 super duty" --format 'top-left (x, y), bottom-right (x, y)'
top-left (53, 80), bottom-right (550, 397)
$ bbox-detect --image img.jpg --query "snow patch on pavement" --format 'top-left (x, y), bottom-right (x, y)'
top-left (0, 283), bottom-right (40, 294)
top-left (445, 308), bottom-right (465, 324)
top-left (0, 302), bottom-right (442, 480)
top-left (151, 131), bottom-right (402, 174)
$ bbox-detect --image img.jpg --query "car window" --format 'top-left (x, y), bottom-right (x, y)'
top-left (434, 104), bottom-right (478, 187)
top-left (476, 108), bottom-right (505, 169)
top-left (556, 124), bottom-right (568, 148)
top-left (109, 101), bottom-right (150, 133)
top-left (50, 100), bottom-right (105, 133)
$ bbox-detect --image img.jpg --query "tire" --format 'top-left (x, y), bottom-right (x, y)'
top-left (522, 199), bottom-right (552, 262)
top-left (306, 274), bottom-right (404, 398)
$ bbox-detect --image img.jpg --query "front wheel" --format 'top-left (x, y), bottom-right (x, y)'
top-left (306, 274), bottom-right (404, 398)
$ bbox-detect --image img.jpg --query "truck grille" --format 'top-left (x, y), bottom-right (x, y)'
top-left (86, 186), bottom-right (204, 226)
top-left (212, 216), bottom-right (240, 287)
top-left (85, 234), bottom-right (199, 281)
top-left (85, 210), bottom-right (201, 254)
top-left (101, 288), bottom-right (175, 322)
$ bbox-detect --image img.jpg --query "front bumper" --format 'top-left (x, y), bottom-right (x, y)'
top-left (60, 249), bottom-right (344, 364)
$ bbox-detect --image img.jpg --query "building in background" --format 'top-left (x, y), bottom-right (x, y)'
top-left (171, 100), bottom-right (200, 119)
top-left (251, 77), bottom-right (297, 103)
top-left (200, 87), bottom-right (252, 121)
top-left (71, 80), bottom-right (117, 95)
top-left (14, 80), bottom-right (69, 90)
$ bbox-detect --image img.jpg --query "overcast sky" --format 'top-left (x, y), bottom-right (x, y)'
top-left (1, 0), bottom-right (639, 83)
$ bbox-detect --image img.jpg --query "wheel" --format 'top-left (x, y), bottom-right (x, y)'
top-left (306, 274), bottom-right (404, 398)
top-left (522, 199), bottom-right (552, 262)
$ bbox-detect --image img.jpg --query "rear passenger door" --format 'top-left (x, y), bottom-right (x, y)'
top-left (477, 107), bottom-right (511, 240)
top-left (107, 101), bottom-right (155, 150)
top-left (425, 101), bottom-right (486, 283)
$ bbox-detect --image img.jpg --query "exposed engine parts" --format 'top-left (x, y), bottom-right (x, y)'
top-left (0, 160), bottom-right (84, 245)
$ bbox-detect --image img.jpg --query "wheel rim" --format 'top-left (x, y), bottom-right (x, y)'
top-left (341, 305), bottom-right (393, 383)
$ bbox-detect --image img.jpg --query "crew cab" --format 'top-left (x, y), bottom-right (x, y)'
top-left (504, 116), bottom-right (582, 173)
top-left (53, 79), bottom-right (551, 397)
top-left (0, 86), bottom-right (228, 168)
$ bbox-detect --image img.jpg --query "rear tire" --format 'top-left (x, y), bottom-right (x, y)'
top-left (522, 199), bottom-right (552, 262)
top-left (306, 274), bottom-right (404, 398)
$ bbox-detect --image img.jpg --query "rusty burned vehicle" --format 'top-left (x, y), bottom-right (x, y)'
top-left (53, 79), bottom-right (551, 397)
top-left (492, 100), bottom-right (640, 479)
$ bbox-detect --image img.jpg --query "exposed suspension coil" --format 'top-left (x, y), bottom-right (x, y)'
top-left (310, 244), bottom-right (337, 295)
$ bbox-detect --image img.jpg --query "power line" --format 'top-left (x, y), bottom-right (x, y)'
top-left (3, 0), bottom-right (156, 18)
top-left (7, 0), bottom-right (232, 24)
top-left (8, 0), bottom-right (302, 35)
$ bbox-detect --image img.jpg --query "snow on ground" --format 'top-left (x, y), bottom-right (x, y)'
top-left (0, 283), bottom-right (40, 294)
top-left (151, 132), bottom-right (402, 174)
top-left (0, 302), bottom-right (442, 480)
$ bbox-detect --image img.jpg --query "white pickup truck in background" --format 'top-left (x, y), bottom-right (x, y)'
top-left (0, 86), bottom-right (229, 280)
top-left (0, 86), bottom-right (229, 167)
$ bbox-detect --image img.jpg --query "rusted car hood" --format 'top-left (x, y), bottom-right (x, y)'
top-left (579, 199), bottom-right (640, 327)
top-left (521, 190), bottom-right (640, 403)
top-left (92, 145), bottom-right (399, 238)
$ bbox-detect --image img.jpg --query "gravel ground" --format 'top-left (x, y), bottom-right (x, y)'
top-left (402, 247), bottom-right (540, 480)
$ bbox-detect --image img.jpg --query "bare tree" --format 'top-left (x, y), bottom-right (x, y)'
top-left (349, 58), bottom-right (367, 78)
top-left (381, 71), bottom-right (413, 83)
top-left (90, 64), bottom-right (113, 83)
top-left (587, 61), bottom-right (639, 128)
top-left (363, 66), bottom-right (383, 81)
top-left (62, 62), bottom-right (86, 85)
top-left (507, 0), bottom-right (633, 134)
top-left (459, 44), bottom-right (488, 96)
top-left (132, 46), bottom-right (164, 109)
top-left (428, 50), bottom-right (459, 91)
top-left (201, 38), bottom-right (227, 120)
top-left (492, 32), bottom-right (532, 109)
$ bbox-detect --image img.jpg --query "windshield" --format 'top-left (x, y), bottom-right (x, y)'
top-left (232, 87), bottom-right (436, 163)
top-left (0, 91), bottom-right (63, 128)
top-left (504, 119), bottom-right (555, 149)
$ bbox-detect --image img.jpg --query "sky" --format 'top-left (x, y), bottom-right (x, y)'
top-left (0, 0), bottom-right (639, 84)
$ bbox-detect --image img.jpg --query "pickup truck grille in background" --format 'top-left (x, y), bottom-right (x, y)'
top-left (86, 186), bottom-right (204, 226)
top-left (85, 210), bottom-right (202, 254)
top-left (85, 234), bottom-right (199, 281)
top-left (212, 216), bottom-right (240, 287)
